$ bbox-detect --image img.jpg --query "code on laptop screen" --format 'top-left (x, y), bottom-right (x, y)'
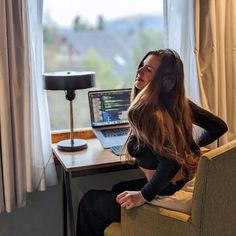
top-left (88, 89), bottom-right (131, 127)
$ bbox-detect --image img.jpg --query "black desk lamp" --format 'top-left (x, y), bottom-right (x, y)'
top-left (44, 71), bottom-right (95, 152)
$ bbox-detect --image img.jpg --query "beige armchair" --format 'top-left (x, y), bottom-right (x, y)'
top-left (105, 139), bottom-right (236, 236)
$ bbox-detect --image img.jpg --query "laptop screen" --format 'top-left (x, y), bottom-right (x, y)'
top-left (88, 88), bottom-right (131, 127)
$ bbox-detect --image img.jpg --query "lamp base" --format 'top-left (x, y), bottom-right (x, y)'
top-left (57, 139), bottom-right (88, 152)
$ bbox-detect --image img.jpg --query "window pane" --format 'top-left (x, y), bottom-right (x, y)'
top-left (43, 0), bottom-right (164, 131)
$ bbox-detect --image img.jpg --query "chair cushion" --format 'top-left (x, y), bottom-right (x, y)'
top-left (148, 177), bottom-right (195, 214)
top-left (104, 222), bottom-right (121, 236)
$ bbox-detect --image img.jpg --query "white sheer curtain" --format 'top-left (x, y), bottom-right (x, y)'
top-left (0, 0), bottom-right (57, 213)
top-left (26, 0), bottom-right (57, 189)
top-left (163, 0), bottom-right (204, 142)
top-left (163, 0), bottom-right (201, 105)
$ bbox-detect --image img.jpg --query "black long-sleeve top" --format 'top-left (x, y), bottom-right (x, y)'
top-left (127, 100), bottom-right (228, 201)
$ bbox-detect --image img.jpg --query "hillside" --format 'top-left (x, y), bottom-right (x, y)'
top-left (106, 14), bottom-right (163, 32)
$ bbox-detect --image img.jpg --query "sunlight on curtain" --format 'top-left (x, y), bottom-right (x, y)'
top-left (163, 0), bottom-right (201, 105)
top-left (194, 0), bottom-right (236, 144)
top-left (0, 0), bottom-right (57, 213)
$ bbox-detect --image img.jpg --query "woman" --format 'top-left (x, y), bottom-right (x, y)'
top-left (76, 49), bottom-right (228, 236)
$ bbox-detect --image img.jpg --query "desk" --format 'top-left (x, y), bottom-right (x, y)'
top-left (53, 138), bottom-right (137, 236)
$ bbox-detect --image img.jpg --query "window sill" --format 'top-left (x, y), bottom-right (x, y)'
top-left (51, 127), bottom-right (95, 144)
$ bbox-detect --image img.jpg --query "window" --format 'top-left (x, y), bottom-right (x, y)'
top-left (43, 0), bottom-right (164, 131)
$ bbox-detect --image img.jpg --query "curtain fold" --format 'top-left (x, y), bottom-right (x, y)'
top-left (0, 0), bottom-right (57, 213)
top-left (0, 0), bottom-right (28, 213)
top-left (194, 0), bottom-right (236, 144)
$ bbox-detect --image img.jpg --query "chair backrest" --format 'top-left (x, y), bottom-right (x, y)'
top-left (191, 139), bottom-right (236, 235)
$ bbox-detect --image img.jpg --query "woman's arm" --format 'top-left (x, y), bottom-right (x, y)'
top-left (118, 137), bottom-right (179, 208)
top-left (127, 135), bottom-right (181, 201)
top-left (140, 157), bottom-right (180, 201)
top-left (189, 100), bottom-right (228, 146)
top-left (116, 158), bottom-right (180, 210)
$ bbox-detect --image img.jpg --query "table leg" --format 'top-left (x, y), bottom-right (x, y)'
top-left (62, 167), bottom-right (67, 236)
top-left (64, 170), bottom-right (76, 236)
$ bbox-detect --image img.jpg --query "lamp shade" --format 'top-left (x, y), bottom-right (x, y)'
top-left (44, 71), bottom-right (95, 90)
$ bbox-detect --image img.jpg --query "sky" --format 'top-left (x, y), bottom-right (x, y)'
top-left (43, 0), bottom-right (163, 27)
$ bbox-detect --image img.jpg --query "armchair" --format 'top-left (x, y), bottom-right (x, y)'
top-left (105, 139), bottom-right (236, 236)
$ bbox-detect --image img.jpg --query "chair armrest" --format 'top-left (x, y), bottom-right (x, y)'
top-left (121, 204), bottom-right (191, 236)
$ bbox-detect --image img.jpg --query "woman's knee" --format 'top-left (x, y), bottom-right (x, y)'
top-left (111, 178), bottom-right (147, 193)
top-left (79, 189), bottom-right (111, 210)
top-left (81, 189), bottom-right (98, 202)
top-left (78, 189), bottom-right (100, 214)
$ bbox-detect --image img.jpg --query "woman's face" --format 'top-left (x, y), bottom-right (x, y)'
top-left (134, 54), bottom-right (161, 90)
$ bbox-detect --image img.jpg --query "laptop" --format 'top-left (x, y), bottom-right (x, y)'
top-left (88, 88), bottom-right (131, 148)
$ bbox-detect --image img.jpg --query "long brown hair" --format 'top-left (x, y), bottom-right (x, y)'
top-left (125, 49), bottom-right (200, 179)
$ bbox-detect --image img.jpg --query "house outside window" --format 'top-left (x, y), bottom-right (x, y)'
top-left (43, 0), bottom-right (164, 131)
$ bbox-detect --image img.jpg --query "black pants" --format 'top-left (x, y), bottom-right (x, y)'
top-left (76, 178), bottom-right (147, 236)
top-left (76, 178), bottom-right (186, 236)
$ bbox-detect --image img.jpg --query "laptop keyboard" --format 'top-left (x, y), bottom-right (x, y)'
top-left (111, 145), bottom-right (123, 156)
top-left (101, 127), bottom-right (129, 137)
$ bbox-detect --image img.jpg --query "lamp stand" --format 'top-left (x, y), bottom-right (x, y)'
top-left (57, 90), bottom-right (88, 152)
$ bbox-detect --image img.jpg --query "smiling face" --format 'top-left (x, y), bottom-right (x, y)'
top-left (134, 54), bottom-right (161, 90)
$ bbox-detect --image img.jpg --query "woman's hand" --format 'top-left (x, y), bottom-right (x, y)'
top-left (116, 191), bottom-right (147, 210)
